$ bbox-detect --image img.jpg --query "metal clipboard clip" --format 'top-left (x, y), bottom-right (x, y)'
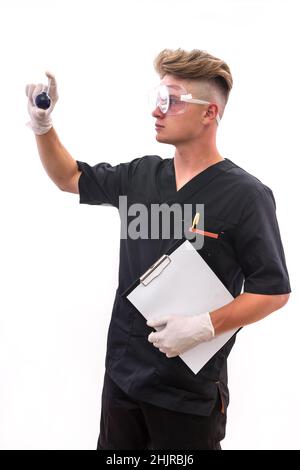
top-left (140, 254), bottom-right (171, 286)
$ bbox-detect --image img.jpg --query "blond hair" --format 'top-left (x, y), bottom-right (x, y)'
top-left (154, 48), bottom-right (233, 108)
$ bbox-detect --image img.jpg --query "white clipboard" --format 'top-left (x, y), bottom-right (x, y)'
top-left (125, 239), bottom-right (238, 374)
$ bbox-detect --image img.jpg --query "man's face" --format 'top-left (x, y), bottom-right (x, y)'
top-left (151, 74), bottom-right (211, 145)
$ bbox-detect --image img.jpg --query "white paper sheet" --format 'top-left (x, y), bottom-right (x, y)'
top-left (127, 240), bottom-right (237, 374)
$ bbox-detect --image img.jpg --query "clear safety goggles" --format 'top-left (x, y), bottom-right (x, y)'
top-left (150, 84), bottom-right (220, 125)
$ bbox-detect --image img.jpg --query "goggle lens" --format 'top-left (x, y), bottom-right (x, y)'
top-left (151, 85), bottom-right (187, 115)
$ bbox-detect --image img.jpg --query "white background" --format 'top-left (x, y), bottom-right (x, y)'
top-left (0, 0), bottom-right (299, 450)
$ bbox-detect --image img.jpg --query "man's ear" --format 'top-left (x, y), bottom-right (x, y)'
top-left (205, 104), bottom-right (219, 121)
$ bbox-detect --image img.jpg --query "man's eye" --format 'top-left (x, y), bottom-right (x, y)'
top-left (170, 97), bottom-right (180, 105)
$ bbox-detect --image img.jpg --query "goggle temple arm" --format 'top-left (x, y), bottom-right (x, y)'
top-left (180, 94), bottom-right (221, 125)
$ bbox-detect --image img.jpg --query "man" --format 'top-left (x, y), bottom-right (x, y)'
top-left (25, 48), bottom-right (291, 450)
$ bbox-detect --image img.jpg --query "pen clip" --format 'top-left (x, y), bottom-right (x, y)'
top-left (140, 254), bottom-right (171, 286)
top-left (191, 212), bottom-right (200, 230)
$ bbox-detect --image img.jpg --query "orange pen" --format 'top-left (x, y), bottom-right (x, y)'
top-left (190, 212), bottom-right (219, 239)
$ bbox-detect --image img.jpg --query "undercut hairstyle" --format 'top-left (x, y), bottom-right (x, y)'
top-left (154, 48), bottom-right (233, 107)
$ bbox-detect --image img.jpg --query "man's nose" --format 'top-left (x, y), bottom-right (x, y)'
top-left (151, 106), bottom-right (165, 118)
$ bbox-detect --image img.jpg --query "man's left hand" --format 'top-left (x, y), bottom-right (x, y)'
top-left (147, 313), bottom-right (215, 358)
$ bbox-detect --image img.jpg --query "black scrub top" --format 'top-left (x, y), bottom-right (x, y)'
top-left (76, 156), bottom-right (291, 416)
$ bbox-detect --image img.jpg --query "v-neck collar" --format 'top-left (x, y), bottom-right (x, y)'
top-left (164, 157), bottom-right (236, 204)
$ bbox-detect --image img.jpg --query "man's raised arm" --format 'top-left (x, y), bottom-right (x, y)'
top-left (25, 72), bottom-right (81, 194)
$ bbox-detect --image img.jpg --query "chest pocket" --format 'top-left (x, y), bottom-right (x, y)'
top-left (196, 216), bottom-right (224, 257)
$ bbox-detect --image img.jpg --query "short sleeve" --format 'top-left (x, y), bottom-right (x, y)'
top-left (76, 158), bottom-right (140, 208)
top-left (234, 186), bottom-right (291, 295)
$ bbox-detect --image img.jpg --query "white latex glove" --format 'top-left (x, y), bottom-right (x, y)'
top-left (25, 71), bottom-right (58, 135)
top-left (147, 313), bottom-right (215, 358)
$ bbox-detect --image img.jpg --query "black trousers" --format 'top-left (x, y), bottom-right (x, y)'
top-left (97, 372), bottom-right (226, 450)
